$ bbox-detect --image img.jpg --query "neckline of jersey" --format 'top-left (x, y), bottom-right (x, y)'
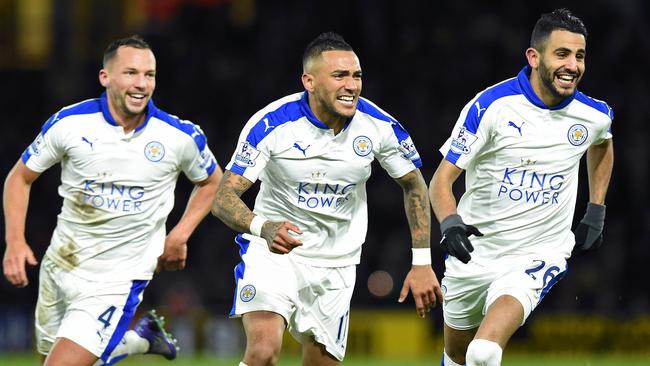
top-left (99, 92), bottom-right (158, 133)
top-left (298, 91), bottom-right (353, 132)
top-left (517, 65), bottom-right (576, 111)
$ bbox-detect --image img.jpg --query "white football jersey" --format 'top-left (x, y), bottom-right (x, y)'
top-left (226, 92), bottom-right (421, 267)
top-left (439, 66), bottom-right (613, 266)
top-left (22, 93), bottom-right (217, 281)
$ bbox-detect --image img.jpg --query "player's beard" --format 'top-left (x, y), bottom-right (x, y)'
top-left (110, 91), bottom-right (147, 118)
top-left (538, 60), bottom-right (580, 100)
top-left (314, 91), bottom-right (355, 122)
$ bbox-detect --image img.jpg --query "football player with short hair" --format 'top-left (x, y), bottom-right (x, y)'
top-left (430, 9), bottom-right (614, 366)
top-left (212, 32), bottom-right (442, 366)
top-left (2, 35), bottom-right (222, 366)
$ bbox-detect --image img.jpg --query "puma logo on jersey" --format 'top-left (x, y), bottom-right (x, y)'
top-left (474, 101), bottom-right (487, 118)
top-left (293, 142), bottom-right (310, 156)
top-left (263, 118), bottom-right (275, 133)
top-left (507, 121), bottom-right (525, 136)
top-left (82, 136), bottom-right (97, 150)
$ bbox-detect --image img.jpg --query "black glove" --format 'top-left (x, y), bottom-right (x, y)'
top-left (439, 214), bottom-right (483, 264)
top-left (573, 202), bottom-right (606, 256)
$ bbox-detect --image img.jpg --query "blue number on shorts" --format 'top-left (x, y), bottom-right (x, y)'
top-left (525, 260), bottom-right (561, 287)
top-left (98, 305), bottom-right (117, 329)
top-left (524, 260), bottom-right (545, 280)
top-left (336, 310), bottom-right (350, 344)
top-left (542, 266), bottom-right (561, 287)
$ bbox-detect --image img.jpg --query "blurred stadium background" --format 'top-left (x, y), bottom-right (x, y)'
top-left (1, 0), bottom-right (649, 364)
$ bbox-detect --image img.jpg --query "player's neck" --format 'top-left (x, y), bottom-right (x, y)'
top-left (321, 117), bottom-right (345, 135)
top-left (107, 102), bottom-right (146, 134)
top-left (308, 98), bottom-right (346, 135)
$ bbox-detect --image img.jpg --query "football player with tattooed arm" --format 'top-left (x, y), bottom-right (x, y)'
top-left (429, 9), bottom-right (613, 366)
top-left (211, 32), bottom-right (442, 366)
top-left (2, 35), bottom-right (222, 366)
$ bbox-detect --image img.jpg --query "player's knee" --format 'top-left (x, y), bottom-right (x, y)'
top-left (465, 339), bottom-right (502, 366)
top-left (244, 342), bottom-right (281, 366)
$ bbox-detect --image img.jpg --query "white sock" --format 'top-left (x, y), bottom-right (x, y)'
top-left (93, 330), bottom-right (150, 365)
top-left (466, 339), bottom-right (502, 366)
top-left (442, 351), bottom-right (464, 366)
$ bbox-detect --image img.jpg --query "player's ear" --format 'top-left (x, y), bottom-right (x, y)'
top-left (525, 48), bottom-right (540, 69)
top-left (302, 72), bottom-right (315, 93)
top-left (99, 69), bottom-right (109, 88)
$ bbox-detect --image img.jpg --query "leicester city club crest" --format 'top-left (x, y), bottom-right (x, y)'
top-left (240, 284), bottom-right (256, 302)
top-left (352, 136), bottom-right (372, 156)
top-left (144, 141), bottom-right (165, 162)
top-left (567, 124), bottom-right (588, 146)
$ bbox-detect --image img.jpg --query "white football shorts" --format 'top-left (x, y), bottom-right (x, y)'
top-left (442, 254), bottom-right (567, 330)
top-left (230, 234), bottom-right (356, 361)
top-left (35, 254), bottom-right (147, 361)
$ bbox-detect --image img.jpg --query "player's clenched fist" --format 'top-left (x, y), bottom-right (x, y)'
top-left (439, 214), bottom-right (483, 264)
top-left (573, 202), bottom-right (606, 256)
top-left (261, 221), bottom-right (303, 254)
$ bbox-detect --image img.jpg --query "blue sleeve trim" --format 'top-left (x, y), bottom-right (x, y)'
top-left (445, 150), bottom-right (461, 165)
top-left (205, 160), bottom-right (217, 176)
top-left (20, 149), bottom-right (31, 163)
top-left (412, 157), bottom-right (423, 168)
top-left (229, 165), bottom-right (246, 177)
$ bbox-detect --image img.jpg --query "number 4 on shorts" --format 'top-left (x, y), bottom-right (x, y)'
top-left (98, 305), bottom-right (117, 328)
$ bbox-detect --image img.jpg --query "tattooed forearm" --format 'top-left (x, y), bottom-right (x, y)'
top-left (212, 171), bottom-right (256, 233)
top-left (397, 170), bottom-right (431, 249)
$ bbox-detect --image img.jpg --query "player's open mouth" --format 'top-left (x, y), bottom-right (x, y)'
top-left (337, 95), bottom-right (355, 105)
top-left (555, 73), bottom-right (578, 88)
top-left (128, 93), bottom-right (147, 100)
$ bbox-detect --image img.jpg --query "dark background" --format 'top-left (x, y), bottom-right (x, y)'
top-left (0, 0), bottom-right (648, 348)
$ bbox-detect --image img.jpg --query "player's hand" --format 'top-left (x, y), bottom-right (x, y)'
top-left (3, 241), bottom-right (38, 287)
top-left (398, 265), bottom-right (443, 318)
top-left (261, 221), bottom-right (303, 254)
top-left (439, 214), bottom-right (483, 264)
top-left (157, 230), bottom-right (188, 271)
top-left (572, 202), bottom-right (605, 256)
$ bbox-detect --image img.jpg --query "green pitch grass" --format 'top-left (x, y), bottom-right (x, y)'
top-left (1, 353), bottom-right (649, 365)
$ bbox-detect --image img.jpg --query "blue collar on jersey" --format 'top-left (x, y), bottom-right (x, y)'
top-left (298, 91), bottom-right (353, 131)
top-left (99, 92), bottom-right (157, 132)
top-left (517, 65), bottom-right (576, 110)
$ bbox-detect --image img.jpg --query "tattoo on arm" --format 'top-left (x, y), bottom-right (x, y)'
top-left (397, 170), bottom-right (431, 249)
top-left (212, 171), bottom-right (256, 233)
